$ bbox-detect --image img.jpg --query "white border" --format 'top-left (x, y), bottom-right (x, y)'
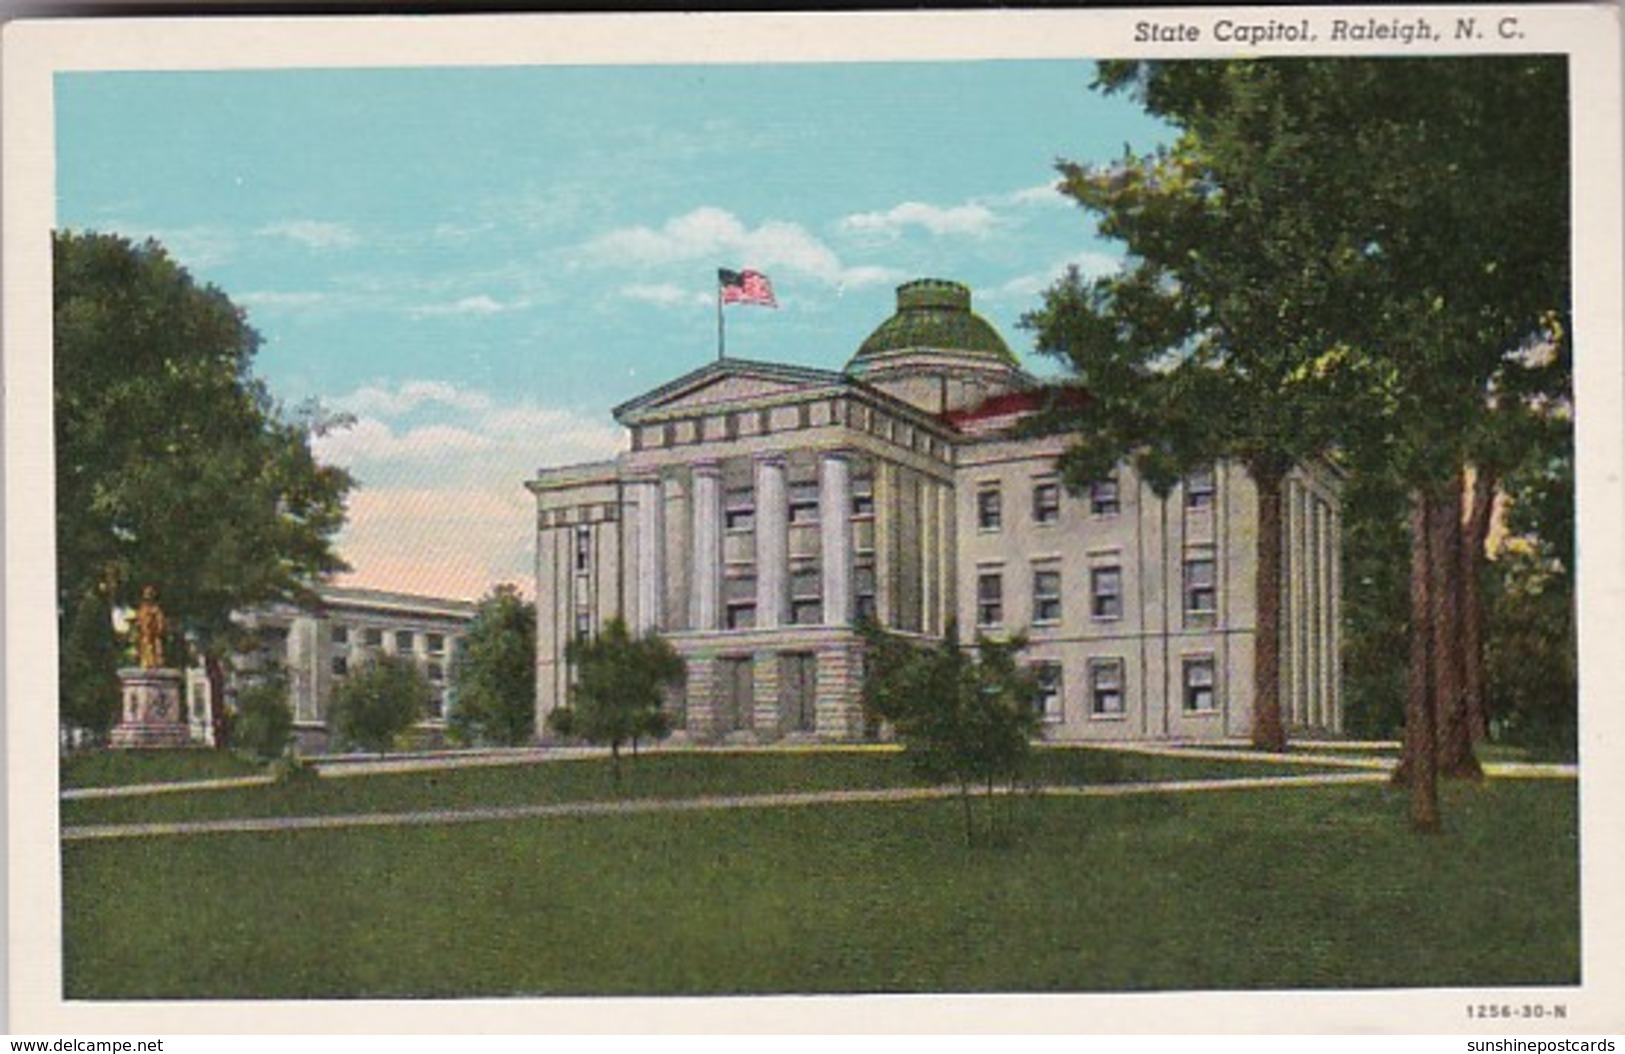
top-left (5, 6), bottom-right (1622, 1034)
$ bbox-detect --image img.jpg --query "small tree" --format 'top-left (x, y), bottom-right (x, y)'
top-left (330, 655), bottom-right (427, 756)
top-left (564, 618), bottom-right (685, 786)
top-left (233, 668), bottom-right (295, 762)
top-left (859, 618), bottom-right (1041, 847)
top-left (449, 584), bottom-right (537, 746)
top-left (60, 585), bottom-right (122, 744)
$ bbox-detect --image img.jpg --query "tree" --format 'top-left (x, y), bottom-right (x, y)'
top-left (563, 619), bottom-right (685, 785)
top-left (54, 230), bottom-right (353, 743)
top-left (858, 619), bottom-right (1041, 848)
top-left (330, 655), bottom-right (428, 755)
top-left (60, 584), bottom-right (123, 742)
top-left (1030, 59), bottom-right (1568, 830)
top-left (448, 584), bottom-right (537, 747)
top-left (232, 668), bottom-right (296, 762)
top-left (1025, 61), bottom-right (1386, 753)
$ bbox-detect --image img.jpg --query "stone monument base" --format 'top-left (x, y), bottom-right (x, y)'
top-left (109, 668), bottom-right (192, 749)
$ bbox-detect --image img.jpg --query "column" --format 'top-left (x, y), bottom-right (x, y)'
top-left (754, 455), bottom-right (788, 630)
top-left (873, 461), bottom-right (895, 626)
top-left (691, 462), bottom-right (722, 631)
top-left (631, 475), bottom-right (663, 633)
top-left (820, 453), bottom-right (852, 626)
top-left (920, 477), bottom-right (937, 636)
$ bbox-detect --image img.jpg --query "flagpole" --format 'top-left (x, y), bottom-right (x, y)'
top-left (717, 280), bottom-right (725, 361)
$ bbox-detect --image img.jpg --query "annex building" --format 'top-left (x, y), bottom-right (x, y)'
top-left (528, 279), bottom-right (1342, 743)
top-left (187, 585), bottom-right (475, 751)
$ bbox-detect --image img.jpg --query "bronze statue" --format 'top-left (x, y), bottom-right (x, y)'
top-left (135, 586), bottom-right (167, 669)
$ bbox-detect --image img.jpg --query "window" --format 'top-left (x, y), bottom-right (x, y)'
top-left (395, 630), bottom-right (414, 654)
top-left (977, 571), bottom-right (1004, 627)
top-left (1186, 466), bottom-right (1216, 509)
top-left (662, 422), bottom-right (676, 448)
top-left (1185, 557), bottom-right (1217, 616)
top-left (1090, 478), bottom-right (1120, 517)
top-left (977, 486), bottom-right (1002, 531)
top-left (1032, 567), bottom-right (1062, 624)
top-left (851, 475), bottom-right (875, 517)
top-left (426, 633), bottom-right (445, 655)
top-left (331, 654), bottom-right (349, 677)
top-left (724, 486), bottom-right (755, 531)
top-left (1090, 658), bottom-right (1126, 716)
top-left (724, 412), bottom-right (740, 440)
top-left (1033, 481), bottom-right (1061, 524)
top-left (331, 625), bottom-right (350, 646)
top-left (854, 560), bottom-right (877, 622)
top-left (427, 661), bottom-right (444, 682)
top-left (788, 480), bottom-right (820, 525)
top-left (574, 611), bottom-right (591, 643)
top-left (1090, 566), bottom-right (1123, 620)
top-left (1183, 657), bottom-right (1217, 713)
top-left (363, 627), bottom-right (383, 648)
top-left (427, 691), bottom-right (445, 720)
top-left (790, 566), bottom-right (822, 625)
top-left (574, 526), bottom-right (592, 572)
top-left (1033, 662), bottom-right (1063, 722)
top-left (724, 575), bottom-right (757, 630)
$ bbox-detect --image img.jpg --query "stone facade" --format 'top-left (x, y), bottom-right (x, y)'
top-left (529, 279), bottom-right (1342, 743)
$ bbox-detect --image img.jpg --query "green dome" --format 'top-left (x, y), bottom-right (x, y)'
top-left (851, 279), bottom-right (1016, 367)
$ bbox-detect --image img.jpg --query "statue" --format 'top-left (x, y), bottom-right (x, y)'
top-left (135, 585), bottom-right (167, 669)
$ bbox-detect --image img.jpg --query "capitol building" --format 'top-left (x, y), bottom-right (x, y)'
top-left (527, 279), bottom-right (1342, 743)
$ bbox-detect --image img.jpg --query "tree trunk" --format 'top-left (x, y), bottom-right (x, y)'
top-left (960, 782), bottom-right (975, 849)
top-left (1250, 458), bottom-right (1289, 752)
top-left (206, 654), bottom-right (231, 750)
top-left (1433, 475), bottom-right (1484, 780)
top-left (1401, 492), bottom-right (1442, 833)
top-left (1461, 466), bottom-right (1496, 743)
top-left (611, 740), bottom-right (622, 791)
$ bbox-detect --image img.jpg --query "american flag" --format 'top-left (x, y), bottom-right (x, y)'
top-left (718, 268), bottom-right (778, 308)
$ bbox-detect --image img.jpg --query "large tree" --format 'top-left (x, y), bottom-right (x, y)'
top-left (1029, 59), bottom-right (1568, 828)
top-left (54, 231), bottom-right (353, 742)
top-left (449, 584), bottom-right (537, 747)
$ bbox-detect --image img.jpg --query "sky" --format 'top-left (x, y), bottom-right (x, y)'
top-left (55, 61), bottom-right (1170, 602)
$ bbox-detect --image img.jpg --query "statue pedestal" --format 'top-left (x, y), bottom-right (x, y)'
top-left (109, 668), bottom-right (192, 749)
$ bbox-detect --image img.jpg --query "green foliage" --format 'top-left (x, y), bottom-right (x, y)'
top-left (565, 619), bottom-right (685, 778)
top-left (859, 618), bottom-right (1041, 846)
top-left (1338, 469), bottom-right (1410, 739)
top-left (60, 587), bottom-right (122, 740)
top-left (330, 655), bottom-right (428, 755)
top-left (448, 584), bottom-right (537, 747)
top-left (543, 705), bottom-right (576, 741)
top-left (53, 230), bottom-right (353, 729)
top-left (232, 670), bottom-right (296, 763)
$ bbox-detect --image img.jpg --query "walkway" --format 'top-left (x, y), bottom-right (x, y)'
top-left (62, 770), bottom-right (1399, 842)
top-left (61, 742), bottom-right (1575, 843)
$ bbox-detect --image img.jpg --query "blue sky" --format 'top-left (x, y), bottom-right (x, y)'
top-left (56, 61), bottom-right (1169, 600)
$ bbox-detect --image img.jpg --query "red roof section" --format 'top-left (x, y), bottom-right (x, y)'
top-left (942, 386), bottom-right (1089, 430)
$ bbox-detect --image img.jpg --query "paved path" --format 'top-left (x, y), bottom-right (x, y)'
top-left (61, 770), bottom-right (1397, 843)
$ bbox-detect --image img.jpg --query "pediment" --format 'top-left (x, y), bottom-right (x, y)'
top-left (614, 358), bottom-right (846, 422)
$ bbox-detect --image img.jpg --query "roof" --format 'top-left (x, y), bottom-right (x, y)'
top-left (849, 279), bottom-right (1018, 368)
top-left (943, 385), bottom-right (1089, 433)
top-left (612, 357), bottom-right (847, 423)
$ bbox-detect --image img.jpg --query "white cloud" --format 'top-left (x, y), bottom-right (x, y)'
top-left (584, 207), bottom-right (898, 290)
top-left (257, 220), bottom-right (358, 250)
top-left (410, 294), bottom-right (510, 318)
top-left (988, 251), bottom-right (1123, 301)
top-left (840, 201), bottom-right (997, 239)
top-left (620, 283), bottom-right (712, 308)
top-left (336, 380), bottom-right (494, 419)
top-left (998, 181), bottom-right (1069, 208)
top-left (314, 419), bottom-right (493, 464)
top-left (235, 290), bottom-right (332, 311)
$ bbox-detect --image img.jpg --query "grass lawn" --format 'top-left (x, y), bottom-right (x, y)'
top-left (60, 748), bottom-right (267, 789)
top-left (62, 778), bottom-right (1576, 998)
top-left (61, 747), bottom-right (1355, 828)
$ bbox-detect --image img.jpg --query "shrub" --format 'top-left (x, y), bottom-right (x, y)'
top-left (233, 671), bottom-right (295, 762)
top-left (330, 655), bottom-right (428, 755)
